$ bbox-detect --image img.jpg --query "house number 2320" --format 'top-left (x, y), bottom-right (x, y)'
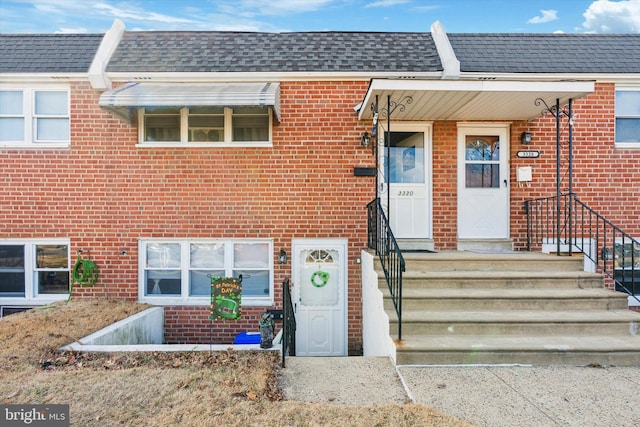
top-left (398, 191), bottom-right (414, 196)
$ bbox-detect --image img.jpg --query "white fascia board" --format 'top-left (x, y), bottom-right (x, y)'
top-left (105, 71), bottom-right (443, 83)
top-left (88, 19), bottom-right (125, 90)
top-left (0, 73), bottom-right (88, 83)
top-left (460, 72), bottom-right (640, 83)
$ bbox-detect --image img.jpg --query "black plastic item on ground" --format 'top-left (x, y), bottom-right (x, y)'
top-left (259, 312), bottom-right (275, 349)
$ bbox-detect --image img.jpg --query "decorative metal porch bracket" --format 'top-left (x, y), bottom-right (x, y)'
top-left (370, 95), bottom-right (413, 228)
top-left (535, 97), bottom-right (574, 255)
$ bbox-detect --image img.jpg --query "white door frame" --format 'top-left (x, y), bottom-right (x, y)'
top-left (291, 238), bottom-right (348, 356)
top-left (457, 122), bottom-right (510, 240)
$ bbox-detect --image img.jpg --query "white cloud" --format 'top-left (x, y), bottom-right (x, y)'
top-left (582, 0), bottom-right (640, 33)
top-left (225, 0), bottom-right (337, 16)
top-left (56, 27), bottom-right (88, 34)
top-left (365, 0), bottom-right (410, 7)
top-left (93, 3), bottom-right (195, 24)
top-left (527, 9), bottom-right (558, 24)
top-left (6, 0), bottom-right (201, 32)
top-left (414, 5), bottom-right (442, 13)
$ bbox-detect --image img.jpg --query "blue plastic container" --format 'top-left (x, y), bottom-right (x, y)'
top-left (233, 331), bottom-right (261, 344)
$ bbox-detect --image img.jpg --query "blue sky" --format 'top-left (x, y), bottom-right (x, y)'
top-left (0, 0), bottom-right (639, 34)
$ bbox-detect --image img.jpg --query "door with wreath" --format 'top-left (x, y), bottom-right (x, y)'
top-left (292, 239), bottom-right (347, 356)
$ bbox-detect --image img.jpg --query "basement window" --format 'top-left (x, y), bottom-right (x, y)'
top-left (0, 240), bottom-right (70, 305)
top-left (138, 239), bottom-right (273, 306)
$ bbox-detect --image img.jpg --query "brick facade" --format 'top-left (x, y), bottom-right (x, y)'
top-left (1, 80), bottom-right (372, 354)
top-left (1, 79), bottom-right (638, 351)
top-left (509, 83), bottom-right (640, 249)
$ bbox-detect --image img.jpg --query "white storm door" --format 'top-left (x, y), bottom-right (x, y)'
top-left (378, 124), bottom-right (432, 238)
top-left (292, 239), bottom-right (347, 356)
top-left (457, 124), bottom-right (510, 239)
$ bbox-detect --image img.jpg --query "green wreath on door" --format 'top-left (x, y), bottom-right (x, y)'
top-left (310, 270), bottom-right (330, 288)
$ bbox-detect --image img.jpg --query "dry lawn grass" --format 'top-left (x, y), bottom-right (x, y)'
top-left (0, 299), bottom-right (472, 426)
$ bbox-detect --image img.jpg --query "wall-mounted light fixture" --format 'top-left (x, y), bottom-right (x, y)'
top-left (278, 249), bottom-right (287, 264)
top-left (361, 131), bottom-right (370, 147)
top-left (520, 131), bottom-right (532, 144)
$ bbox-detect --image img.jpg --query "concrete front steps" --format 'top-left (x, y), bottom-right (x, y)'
top-left (379, 251), bottom-right (640, 366)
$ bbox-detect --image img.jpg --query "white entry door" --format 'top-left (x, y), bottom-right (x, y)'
top-left (378, 123), bottom-right (432, 239)
top-left (292, 239), bottom-right (347, 356)
top-left (457, 124), bottom-right (510, 239)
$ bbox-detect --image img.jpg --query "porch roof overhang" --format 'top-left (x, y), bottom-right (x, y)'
top-left (99, 81), bottom-right (281, 122)
top-left (357, 79), bottom-right (594, 121)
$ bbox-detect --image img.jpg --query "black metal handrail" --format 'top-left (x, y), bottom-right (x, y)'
top-left (526, 193), bottom-right (639, 303)
top-left (281, 278), bottom-right (296, 368)
top-left (367, 198), bottom-right (406, 340)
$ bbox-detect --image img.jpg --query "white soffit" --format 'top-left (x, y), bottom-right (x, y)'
top-left (358, 79), bottom-right (595, 121)
top-left (99, 81), bottom-right (281, 121)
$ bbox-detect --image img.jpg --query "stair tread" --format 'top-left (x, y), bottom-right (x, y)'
top-left (396, 334), bottom-right (640, 352)
top-left (396, 270), bottom-right (603, 279)
top-left (393, 309), bottom-right (640, 323)
top-left (376, 250), bottom-right (638, 365)
top-left (395, 288), bottom-right (626, 299)
top-left (399, 251), bottom-right (580, 261)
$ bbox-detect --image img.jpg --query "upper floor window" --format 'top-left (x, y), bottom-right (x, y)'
top-left (615, 87), bottom-right (640, 148)
top-left (0, 240), bottom-right (70, 303)
top-left (138, 106), bottom-right (271, 147)
top-left (0, 88), bottom-right (70, 148)
top-left (139, 239), bottom-right (273, 306)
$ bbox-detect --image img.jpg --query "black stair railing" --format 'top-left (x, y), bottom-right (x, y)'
top-left (367, 198), bottom-right (406, 340)
top-left (526, 193), bottom-right (639, 304)
top-left (281, 278), bottom-right (296, 368)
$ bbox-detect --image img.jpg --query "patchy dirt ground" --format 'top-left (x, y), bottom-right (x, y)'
top-left (0, 299), bottom-right (472, 426)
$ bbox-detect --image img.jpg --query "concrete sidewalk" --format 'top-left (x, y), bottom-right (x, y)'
top-left (399, 364), bottom-right (640, 427)
top-left (279, 357), bottom-right (640, 426)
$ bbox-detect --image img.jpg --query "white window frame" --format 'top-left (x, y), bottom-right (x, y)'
top-left (0, 239), bottom-right (70, 306)
top-left (138, 238), bottom-right (274, 306)
top-left (136, 107), bottom-right (273, 148)
top-left (615, 84), bottom-right (640, 149)
top-left (0, 85), bottom-right (71, 148)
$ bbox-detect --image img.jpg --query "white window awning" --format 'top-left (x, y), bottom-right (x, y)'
top-left (358, 79), bottom-right (594, 121)
top-left (99, 82), bottom-right (281, 122)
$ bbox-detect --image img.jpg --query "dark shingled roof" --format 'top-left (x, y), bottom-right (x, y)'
top-left (106, 31), bottom-right (442, 73)
top-left (448, 33), bottom-right (640, 73)
top-left (4, 31), bottom-right (640, 75)
top-left (0, 34), bottom-right (103, 73)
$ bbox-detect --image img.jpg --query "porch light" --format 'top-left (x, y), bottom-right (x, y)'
top-left (278, 249), bottom-right (287, 264)
top-left (521, 132), bottom-right (532, 144)
top-left (361, 131), bottom-right (370, 147)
